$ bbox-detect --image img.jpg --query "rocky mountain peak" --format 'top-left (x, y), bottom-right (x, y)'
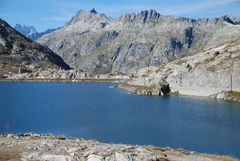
top-left (219, 15), bottom-right (240, 25)
top-left (90, 8), bottom-right (97, 14)
top-left (197, 15), bottom-right (240, 25)
top-left (14, 24), bottom-right (37, 37)
top-left (65, 9), bottom-right (108, 26)
top-left (120, 9), bottom-right (160, 23)
top-left (14, 24), bottom-right (58, 41)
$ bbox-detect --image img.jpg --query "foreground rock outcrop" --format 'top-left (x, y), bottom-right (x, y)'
top-left (38, 9), bottom-right (240, 74)
top-left (0, 18), bottom-right (71, 77)
top-left (0, 134), bottom-right (238, 161)
top-left (120, 39), bottom-right (240, 101)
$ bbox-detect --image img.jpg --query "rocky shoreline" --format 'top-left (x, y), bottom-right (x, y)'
top-left (0, 133), bottom-right (238, 161)
top-left (1, 77), bottom-right (240, 102)
top-left (0, 78), bottom-right (123, 83)
top-left (118, 82), bottom-right (240, 102)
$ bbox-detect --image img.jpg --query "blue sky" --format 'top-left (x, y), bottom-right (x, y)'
top-left (0, 0), bottom-right (239, 32)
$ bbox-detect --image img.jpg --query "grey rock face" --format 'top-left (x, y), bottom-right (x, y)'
top-left (0, 18), bottom-right (70, 75)
top-left (125, 39), bottom-right (240, 98)
top-left (121, 9), bottom-right (160, 23)
top-left (38, 9), bottom-right (240, 74)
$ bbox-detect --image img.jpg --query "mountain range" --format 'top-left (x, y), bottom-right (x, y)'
top-left (37, 9), bottom-right (240, 74)
top-left (14, 24), bottom-right (58, 41)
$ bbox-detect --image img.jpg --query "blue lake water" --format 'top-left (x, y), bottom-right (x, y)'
top-left (0, 82), bottom-right (240, 157)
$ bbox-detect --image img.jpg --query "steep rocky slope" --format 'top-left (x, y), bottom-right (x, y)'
top-left (38, 9), bottom-right (240, 74)
top-left (0, 18), bottom-right (70, 76)
top-left (120, 39), bottom-right (240, 100)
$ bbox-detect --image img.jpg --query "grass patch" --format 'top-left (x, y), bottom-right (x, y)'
top-left (194, 51), bottom-right (221, 68)
top-left (199, 153), bottom-right (239, 161)
top-left (135, 85), bottom-right (156, 91)
top-left (144, 145), bottom-right (185, 157)
top-left (57, 134), bottom-right (66, 140)
top-left (166, 91), bottom-right (179, 96)
top-left (175, 59), bottom-right (187, 65)
top-left (145, 145), bottom-right (170, 152)
top-left (207, 66), bottom-right (217, 72)
top-left (119, 82), bottom-right (156, 92)
top-left (145, 146), bottom-right (238, 161)
top-left (228, 91), bottom-right (240, 101)
top-left (0, 150), bottom-right (21, 160)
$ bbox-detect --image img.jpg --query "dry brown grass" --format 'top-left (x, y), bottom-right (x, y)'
top-left (215, 39), bottom-right (240, 50)
top-left (135, 85), bottom-right (156, 91)
top-left (57, 134), bottom-right (66, 140)
top-left (199, 153), bottom-right (239, 161)
top-left (227, 91), bottom-right (240, 101)
top-left (0, 150), bottom-right (21, 160)
top-left (166, 91), bottom-right (179, 96)
top-left (206, 59), bottom-right (230, 72)
top-left (207, 66), bottom-right (217, 72)
top-left (145, 145), bottom-right (239, 161)
top-left (201, 56), bottom-right (217, 65)
top-left (119, 82), bottom-right (156, 92)
top-left (175, 59), bottom-right (187, 65)
top-left (145, 145), bottom-right (170, 152)
top-left (222, 39), bottom-right (240, 50)
top-left (155, 64), bottom-right (165, 73)
top-left (155, 68), bottom-right (163, 73)
top-left (144, 146), bottom-right (185, 157)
